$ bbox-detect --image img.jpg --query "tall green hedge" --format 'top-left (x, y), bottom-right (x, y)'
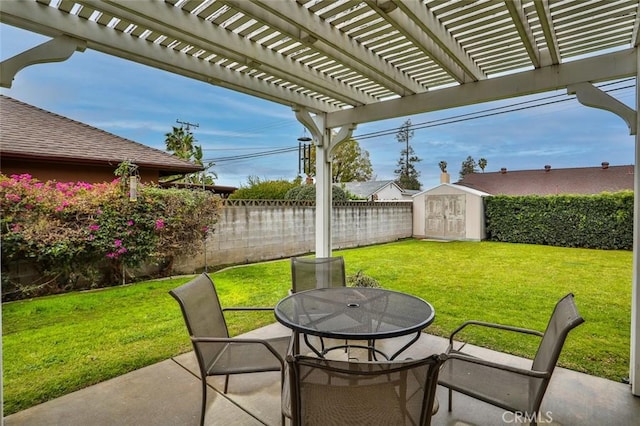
top-left (484, 191), bottom-right (633, 250)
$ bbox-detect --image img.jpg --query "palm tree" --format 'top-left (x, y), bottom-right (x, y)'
top-left (478, 158), bottom-right (488, 172)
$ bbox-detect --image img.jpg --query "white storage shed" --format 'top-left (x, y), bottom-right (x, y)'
top-left (413, 183), bottom-right (491, 241)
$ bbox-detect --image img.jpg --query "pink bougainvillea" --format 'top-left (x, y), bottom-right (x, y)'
top-left (1, 172), bottom-right (221, 299)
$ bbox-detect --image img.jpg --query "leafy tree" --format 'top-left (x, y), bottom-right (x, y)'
top-left (229, 176), bottom-right (301, 200)
top-left (394, 119), bottom-right (422, 190)
top-left (332, 139), bottom-right (373, 182)
top-left (459, 156), bottom-right (478, 179)
top-left (164, 126), bottom-right (216, 184)
top-left (478, 157), bottom-right (488, 172)
top-left (306, 138), bottom-right (373, 183)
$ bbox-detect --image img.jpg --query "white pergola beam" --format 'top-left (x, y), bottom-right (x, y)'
top-left (0, 35), bottom-right (86, 88)
top-left (327, 48), bottom-right (637, 128)
top-left (91, 0), bottom-right (377, 107)
top-left (568, 82), bottom-right (637, 135)
top-left (504, 0), bottom-right (542, 68)
top-left (0, 0), bottom-right (340, 114)
top-left (383, 0), bottom-right (486, 83)
top-left (226, 0), bottom-right (424, 96)
top-left (534, 0), bottom-right (561, 65)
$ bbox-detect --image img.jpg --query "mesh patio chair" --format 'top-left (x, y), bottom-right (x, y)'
top-left (290, 256), bottom-right (347, 353)
top-left (169, 273), bottom-right (290, 426)
top-left (437, 293), bottom-right (584, 425)
top-left (290, 256), bottom-right (346, 293)
top-left (284, 352), bottom-right (446, 426)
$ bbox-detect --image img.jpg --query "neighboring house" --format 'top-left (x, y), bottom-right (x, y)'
top-left (340, 180), bottom-right (406, 200)
top-left (0, 95), bottom-right (202, 183)
top-left (455, 163), bottom-right (634, 195)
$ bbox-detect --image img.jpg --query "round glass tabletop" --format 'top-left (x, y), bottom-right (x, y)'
top-left (274, 287), bottom-right (435, 340)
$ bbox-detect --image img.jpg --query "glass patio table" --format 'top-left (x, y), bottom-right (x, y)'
top-left (274, 287), bottom-right (435, 360)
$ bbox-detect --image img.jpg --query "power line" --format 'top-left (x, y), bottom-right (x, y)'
top-left (205, 79), bottom-right (635, 164)
top-left (206, 146), bottom-right (298, 163)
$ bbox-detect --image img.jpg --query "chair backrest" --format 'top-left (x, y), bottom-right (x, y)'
top-left (529, 293), bottom-right (584, 410)
top-left (286, 354), bottom-right (445, 426)
top-left (169, 273), bottom-right (230, 367)
top-left (290, 256), bottom-right (346, 292)
top-left (532, 293), bottom-right (584, 372)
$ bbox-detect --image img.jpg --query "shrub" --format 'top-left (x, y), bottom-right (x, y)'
top-left (284, 184), bottom-right (349, 202)
top-left (0, 174), bottom-right (221, 300)
top-left (229, 176), bottom-right (301, 199)
top-left (347, 270), bottom-right (381, 288)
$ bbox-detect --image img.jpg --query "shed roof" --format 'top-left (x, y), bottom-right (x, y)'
top-left (415, 182), bottom-right (491, 198)
top-left (455, 164), bottom-right (634, 195)
top-left (0, 95), bottom-right (202, 175)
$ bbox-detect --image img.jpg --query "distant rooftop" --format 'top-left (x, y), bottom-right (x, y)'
top-left (340, 180), bottom-right (399, 198)
top-left (456, 163), bottom-right (634, 196)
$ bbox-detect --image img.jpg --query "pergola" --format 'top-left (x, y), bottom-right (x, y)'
top-left (2, 0), bottom-right (639, 394)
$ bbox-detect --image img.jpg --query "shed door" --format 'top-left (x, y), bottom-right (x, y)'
top-left (425, 195), bottom-right (466, 239)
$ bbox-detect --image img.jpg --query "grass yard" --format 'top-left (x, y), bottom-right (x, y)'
top-left (1, 240), bottom-right (632, 415)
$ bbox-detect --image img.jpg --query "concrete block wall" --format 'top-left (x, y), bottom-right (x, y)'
top-left (175, 200), bottom-right (413, 273)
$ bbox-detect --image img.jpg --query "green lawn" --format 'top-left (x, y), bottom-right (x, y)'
top-left (1, 240), bottom-right (632, 415)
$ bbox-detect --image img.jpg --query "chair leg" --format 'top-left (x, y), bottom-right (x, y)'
top-left (224, 374), bottom-right (230, 393)
top-left (448, 388), bottom-right (452, 412)
top-left (200, 378), bottom-right (207, 426)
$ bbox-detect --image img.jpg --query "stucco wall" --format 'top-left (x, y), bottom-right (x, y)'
top-left (174, 200), bottom-right (413, 273)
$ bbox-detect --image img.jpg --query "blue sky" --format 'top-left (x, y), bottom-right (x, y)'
top-left (1, 24), bottom-right (636, 189)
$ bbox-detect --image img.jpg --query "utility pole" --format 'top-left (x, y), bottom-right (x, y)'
top-left (405, 127), bottom-right (409, 178)
top-left (176, 119), bottom-right (199, 131)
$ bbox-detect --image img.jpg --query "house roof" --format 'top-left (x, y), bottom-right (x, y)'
top-left (455, 164), bottom-right (634, 196)
top-left (340, 180), bottom-right (399, 198)
top-left (0, 95), bottom-right (202, 176)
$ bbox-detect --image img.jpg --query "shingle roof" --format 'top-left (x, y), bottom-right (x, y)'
top-left (455, 164), bottom-right (634, 196)
top-left (0, 95), bottom-right (202, 175)
top-left (340, 180), bottom-right (398, 198)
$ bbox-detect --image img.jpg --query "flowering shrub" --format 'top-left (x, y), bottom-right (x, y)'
top-left (1, 174), bottom-right (221, 300)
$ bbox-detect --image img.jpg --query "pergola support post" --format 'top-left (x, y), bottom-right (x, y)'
top-left (570, 74), bottom-right (639, 395)
top-left (294, 107), bottom-right (355, 257)
top-left (632, 52), bottom-right (640, 395)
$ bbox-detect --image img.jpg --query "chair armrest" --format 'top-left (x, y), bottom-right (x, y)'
top-left (446, 352), bottom-right (550, 379)
top-left (449, 320), bottom-right (544, 347)
top-left (191, 336), bottom-right (285, 364)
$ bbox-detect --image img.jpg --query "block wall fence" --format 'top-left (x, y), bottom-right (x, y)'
top-left (174, 200), bottom-right (414, 273)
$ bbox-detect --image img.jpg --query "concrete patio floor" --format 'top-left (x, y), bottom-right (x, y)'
top-left (5, 322), bottom-right (640, 426)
